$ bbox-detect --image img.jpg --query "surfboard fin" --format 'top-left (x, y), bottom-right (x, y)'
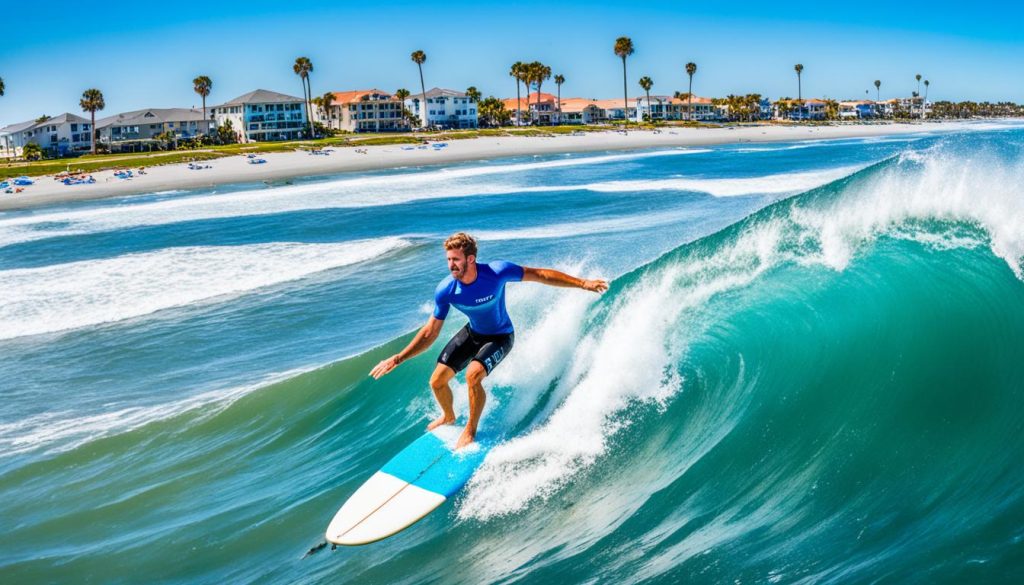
top-left (302, 540), bottom-right (329, 559)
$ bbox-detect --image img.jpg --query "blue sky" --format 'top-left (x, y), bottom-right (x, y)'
top-left (1, 0), bottom-right (1021, 125)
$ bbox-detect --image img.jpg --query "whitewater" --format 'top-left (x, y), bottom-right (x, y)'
top-left (2, 124), bottom-right (1023, 584)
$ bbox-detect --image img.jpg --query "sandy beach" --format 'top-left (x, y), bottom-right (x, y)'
top-left (0, 122), bottom-right (969, 211)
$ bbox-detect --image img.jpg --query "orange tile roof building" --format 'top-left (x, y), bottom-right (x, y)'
top-left (328, 89), bottom-right (409, 132)
top-left (503, 92), bottom-right (559, 125)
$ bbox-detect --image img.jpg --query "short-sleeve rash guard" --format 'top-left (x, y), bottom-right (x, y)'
top-left (433, 260), bottom-right (524, 335)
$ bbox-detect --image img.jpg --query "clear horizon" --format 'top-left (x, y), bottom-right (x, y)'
top-left (1, 0), bottom-right (1021, 127)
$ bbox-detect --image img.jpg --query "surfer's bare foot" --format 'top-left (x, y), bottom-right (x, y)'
top-left (427, 414), bottom-right (455, 431)
top-left (455, 429), bottom-right (475, 450)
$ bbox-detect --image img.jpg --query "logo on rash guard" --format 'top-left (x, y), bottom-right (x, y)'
top-left (475, 295), bottom-right (494, 304)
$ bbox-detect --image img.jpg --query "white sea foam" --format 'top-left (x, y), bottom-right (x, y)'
top-left (475, 208), bottom-right (701, 241)
top-left (522, 165), bottom-right (863, 198)
top-left (458, 138), bottom-right (1024, 520)
top-left (460, 223), bottom-right (784, 520)
top-left (0, 149), bottom-right (704, 247)
top-left (789, 147), bottom-right (1024, 275)
top-left (0, 237), bottom-right (410, 340)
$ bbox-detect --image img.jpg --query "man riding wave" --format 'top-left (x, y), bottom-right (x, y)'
top-left (370, 232), bottom-right (608, 449)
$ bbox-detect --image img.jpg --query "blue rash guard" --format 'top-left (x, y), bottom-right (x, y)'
top-left (433, 261), bottom-right (524, 335)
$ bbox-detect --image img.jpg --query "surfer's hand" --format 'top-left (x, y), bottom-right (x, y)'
top-left (582, 279), bottom-right (609, 293)
top-left (370, 355), bottom-right (400, 379)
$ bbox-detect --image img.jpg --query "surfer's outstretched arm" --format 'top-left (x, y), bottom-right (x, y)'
top-left (370, 316), bottom-right (444, 379)
top-left (522, 266), bottom-right (609, 293)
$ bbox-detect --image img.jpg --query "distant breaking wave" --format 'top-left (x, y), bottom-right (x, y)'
top-left (0, 237), bottom-right (411, 340)
top-left (0, 149), bottom-right (707, 247)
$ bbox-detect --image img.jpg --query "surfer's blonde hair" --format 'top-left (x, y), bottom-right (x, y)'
top-left (444, 232), bottom-right (478, 258)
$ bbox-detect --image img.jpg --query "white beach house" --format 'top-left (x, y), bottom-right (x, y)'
top-left (0, 113), bottom-right (93, 157)
top-left (96, 108), bottom-right (214, 151)
top-left (407, 88), bottom-right (478, 129)
top-left (210, 89), bottom-right (307, 142)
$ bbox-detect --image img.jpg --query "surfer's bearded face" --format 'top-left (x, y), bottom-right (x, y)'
top-left (447, 249), bottom-right (474, 279)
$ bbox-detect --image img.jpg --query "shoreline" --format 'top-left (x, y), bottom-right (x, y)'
top-left (0, 121), bottom-right (983, 212)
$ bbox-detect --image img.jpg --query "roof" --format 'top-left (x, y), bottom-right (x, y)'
top-left (331, 89), bottom-right (396, 104)
top-left (0, 119), bottom-right (39, 134)
top-left (216, 89), bottom-right (304, 107)
top-left (589, 98), bottom-right (638, 109)
top-left (501, 92), bottom-right (559, 112)
top-left (42, 113), bottom-right (91, 125)
top-left (777, 98), bottom-right (828, 106)
top-left (668, 95), bottom-right (714, 105)
top-left (558, 98), bottom-right (601, 113)
top-left (419, 87), bottom-right (468, 99)
top-left (1, 113), bottom-right (89, 134)
top-left (96, 108), bottom-right (207, 129)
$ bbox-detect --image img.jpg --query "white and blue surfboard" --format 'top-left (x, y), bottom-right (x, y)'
top-left (326, 425), bottom-right (493, 546)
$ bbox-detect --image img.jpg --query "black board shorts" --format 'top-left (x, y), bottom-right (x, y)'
top-left (437, 324), bottom-right (514, 374)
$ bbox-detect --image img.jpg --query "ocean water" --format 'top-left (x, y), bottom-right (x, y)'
top-left (2, 123), bottom-right (1023, 584)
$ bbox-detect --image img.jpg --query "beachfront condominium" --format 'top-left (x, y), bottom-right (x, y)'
top-left (209, 89), bottom-right (307, 142)
top-left (406, 88), bottom-right (478, 129)
top-left (557, 98), bottom-right (604, 124)
top-left (96, 108), bottom-right (215, 152)
top-left (775, 99), bottom-right (827, 120)
top-left (0, 113), bottom-right (93, 157)
top-left (670, 96), bottom-right (720, 121)
top-left (502, 92), bottom-right (559, 126)
top-left (328, 90), bottom-right (409, 132)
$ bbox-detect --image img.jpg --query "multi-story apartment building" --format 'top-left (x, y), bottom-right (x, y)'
top-left (775, 99), bottom-right (827, 120)
top-left (406, 88), bottom-right (477, 129)
top-left (329, 89), bottom-right (408, 132)
top-left (0, 113), bottom-right (93, 156)
top-left (839, 101), bottom-right (877, 119)
top-left (669, 96), bottom-right (719, 121)
top-left (96, 108), bottom-right (214, 151)
top-left (210, 89), bottom-right (307, 142)
top-left (502, 92), bottom-right (559, 125)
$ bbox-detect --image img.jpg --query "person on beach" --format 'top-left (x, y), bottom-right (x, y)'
top-left (369, 232), bottom-right (608, 449)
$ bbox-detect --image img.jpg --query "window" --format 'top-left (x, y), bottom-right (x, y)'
top-left (71, 124), bottom-right (78, 132)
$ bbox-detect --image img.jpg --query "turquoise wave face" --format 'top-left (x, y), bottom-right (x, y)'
top-left (2, 126), bottom-right (1024, 583)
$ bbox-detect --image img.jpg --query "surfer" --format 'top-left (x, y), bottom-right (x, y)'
top-left (370, 232), bottom-right (608, 449)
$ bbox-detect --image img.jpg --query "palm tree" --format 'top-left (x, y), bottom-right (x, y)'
top-left (923, 80), bottom-right (930, 119)
top-left (292, 57), bottom-right (314, 137)
top-left (638, 76), bottom-right (653, 122)
top-left (924, 79), bottom-right (930, 101)
top-left (192, 75), bottom-right (212, 126)
top-left (0, 76), bottom-right (5, 97)
top-left (554, 74), bottom-right (565, 124)
top-left (794, 64), bottom-right (804, 101)
top-left (394, 88), bottom-right (413, 127)
top-left (466, 86), bottom-right (481, 103)
top-left (411, 50), bottom-right (428, 129)
top-left (874, 79), bottom-right (881, 101)
top-left (532, 62), bottom-right (551, 125)
top-left (79, 88), bottom-right (105, 155)
top-left (510, 62), bottom-right (525, 126)
top-left (916, 74), bottom-right (922, 96)
top-left (685, 62), bottom-right (697, 121)
top-left (320, 91), bottom-right (336, 129)
top-left (614, 37), bottom-right (634, 130)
